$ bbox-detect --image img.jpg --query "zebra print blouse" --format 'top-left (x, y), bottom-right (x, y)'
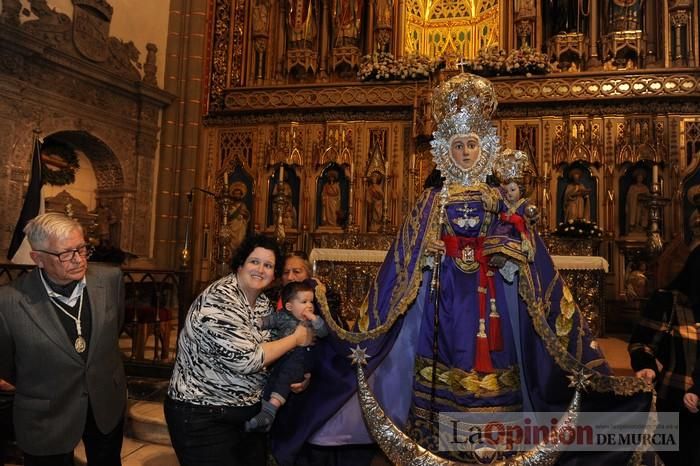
top-left (168, 273), bottom-right (273, 406)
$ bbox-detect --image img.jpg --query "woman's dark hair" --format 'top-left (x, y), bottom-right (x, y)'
top-left (230, 234), bottom-right (283, 278)
top-left (423, 168), bottom-right (444, 189)
top-left (281, 280), bottom-right (314, 306)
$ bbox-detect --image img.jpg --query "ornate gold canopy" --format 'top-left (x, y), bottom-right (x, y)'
top-left (404, 0), bottom-right (500, 59)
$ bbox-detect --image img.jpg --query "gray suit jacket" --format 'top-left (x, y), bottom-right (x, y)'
top-left (0, 264), bottom-right (126, 455)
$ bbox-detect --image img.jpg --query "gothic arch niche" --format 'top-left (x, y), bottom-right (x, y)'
top-left (403, 0), bottom-right (500, 59)
top-left (43, 130), bottom-right (129, 250)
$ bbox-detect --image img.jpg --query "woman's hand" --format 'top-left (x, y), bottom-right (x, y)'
top-left (0, 378), bottom-right (15, 392)
top-left (684, 393), bottom-right (699, 413)
top-left (635, 368), bottom-right (655, 385)
top-left (293, 323), bottom-right (314, 347)
top-left (290, 373), bottom-right (311, 394)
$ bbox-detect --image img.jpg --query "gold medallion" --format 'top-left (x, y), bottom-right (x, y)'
top-left (74, 336), bottom-right (87, 353)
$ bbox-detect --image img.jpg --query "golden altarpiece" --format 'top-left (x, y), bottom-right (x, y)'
top-left (191, 0), bottom-right (700, 330)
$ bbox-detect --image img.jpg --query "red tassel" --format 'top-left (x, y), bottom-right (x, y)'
top-left (488, 298), bottom-right (503, 351)
top-left (474, 318), bottom-right (494, 373)
top-left (489, 315), bottom-right (503, 352)
top-left (276, 296), bottom-right (283, 312)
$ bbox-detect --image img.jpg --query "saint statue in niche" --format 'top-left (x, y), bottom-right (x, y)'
top-left (222, 181), bottom-right (251, 252)
top-left (272, 179), bottom-right (298, 229)
top-left (93, 201), bottom-right (117, 243)
top-left (333, 0), bottom-right (362, 46)
top-left (605, 0), bottom-right (644, 33)
top-left (252, 0), bottom-right (270, 36)
top-left (321, 168), bottom-right (342, 227)
top-left (375, 0), bottom-right (392, 28)
top-left (366, 171), bottom-right (384, 232)
top-left (563, 167), bottom-right (592, 222)
top-left (545, 0), bottom-right (588, 36)
top-left (625, 168), bottom-right (650, 235)
top-left (287, 0), bottom-right (317, 48)
top-left (625, 261), bottom-right (649, 299)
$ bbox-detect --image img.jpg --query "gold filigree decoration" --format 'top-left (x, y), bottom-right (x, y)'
top-left (493, 74), bottom-right (700, 103)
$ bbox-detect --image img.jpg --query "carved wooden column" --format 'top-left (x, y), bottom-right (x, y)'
top-left (587, 0), bottom-right (601, 68)
top-left (669, 0), bottom-right (695, 67)
top-left (252, 0), bottom-right (271, 84)
top-left (644, 0), bottom-right (658, 65)
top-left (513, 0), bottom-right (536, 49)
top-left (275, 0), bottom-right (287, 82)
top-left (319, 0), bottom-right (329, 80)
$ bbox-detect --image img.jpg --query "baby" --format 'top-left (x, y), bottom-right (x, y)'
top-left (245, 280), bottom-right (328, 432)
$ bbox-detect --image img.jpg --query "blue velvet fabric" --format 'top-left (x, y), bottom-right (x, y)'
top-left (272, 186), bottom-right (652, 466)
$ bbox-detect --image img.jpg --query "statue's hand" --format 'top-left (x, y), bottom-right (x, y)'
top-left (424, 239), bottom-right (445, 256)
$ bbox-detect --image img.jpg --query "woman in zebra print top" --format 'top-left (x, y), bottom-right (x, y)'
top-left (165, 235), bottom-right (314, 466)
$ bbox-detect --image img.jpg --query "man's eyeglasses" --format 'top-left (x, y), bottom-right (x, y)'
top-left (34, 244), bottom-right (94, 262)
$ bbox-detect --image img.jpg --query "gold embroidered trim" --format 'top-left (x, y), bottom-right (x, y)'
top-left (415, 358), bottom-right (520, 398)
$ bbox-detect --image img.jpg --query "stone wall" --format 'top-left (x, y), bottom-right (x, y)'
top-left (0, 1), bottom-right (173, 260)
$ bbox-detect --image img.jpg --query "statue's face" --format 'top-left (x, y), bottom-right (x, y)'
top-left (503, 181), bottom-right (521, 202)
top-left (449, 134), bottom-right (480, 170)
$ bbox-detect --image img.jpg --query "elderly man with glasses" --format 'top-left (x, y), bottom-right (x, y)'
top-left (0, 212), bottom-right (126, 466)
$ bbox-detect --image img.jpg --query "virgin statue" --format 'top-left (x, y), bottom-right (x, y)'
top-left (272, 74), bottom-right (652, 465)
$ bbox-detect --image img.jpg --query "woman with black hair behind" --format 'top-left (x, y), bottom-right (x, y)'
top-left (629, 245), bottom-right (700, 466)
top-left (165, 234), bottom-right (314, 466)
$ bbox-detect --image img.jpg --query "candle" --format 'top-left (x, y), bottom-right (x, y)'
top-left (279, 163), bottom-right (285, 182)
top-left (410, 153), bottom-right (416, 171)
top-left (652, 164), bottom-right (659, 186)
top-left (350, 160), bottom-right (354, 180)
top-left (544, 161), bottom-right (549, 175)
top-left (223, 174), bottom-right (229, 189)
top-left (385, 160), bottom-right (390, 176)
